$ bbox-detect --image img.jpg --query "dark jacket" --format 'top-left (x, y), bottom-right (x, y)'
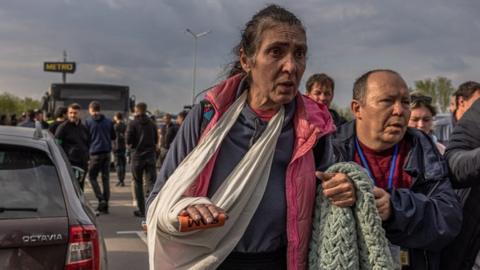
top-left (332, 121), bottom-right (462, 270)
top-left (55, 120), bottom-right (90, 168)
top-left (48, 120), bottom-right (65, 135)
top-left (161, 123), bottom-right (178, 149)
top-left (126, 114), bottom-right (158, 159)
top-left (329, 108), bottom-right (347, 128)
top-left (85, 114), bottom-right (116, 155)
top-left (113, 121), bottom-right (127, 154)
top-left (441, 99), bottom-right (480, 270)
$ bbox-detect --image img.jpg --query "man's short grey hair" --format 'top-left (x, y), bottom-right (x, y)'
top-left (353, 69), bottom-right (402, 104)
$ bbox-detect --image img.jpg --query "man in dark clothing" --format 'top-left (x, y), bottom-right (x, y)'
top-left (85, 101), bottom-right (116, 214)
top-left (161, 113), bottom-right (178, 150)
top-left (441, 99), bottom-right (480, 270)
top-left (48, 106), bottom-right (67, 135)
top-left (113, 112), bottom-right (127, 187)
top-left (158, 113), bottom-right (178, 168)
top-left (17, 109), bottom-right (35, 128)
top-left (331, 69), bottom-right (461, 269)
top-left (127, 102), bottom-right (158, 217)
top-left (305, 73), bottom-right (347, 127)
top-left (55, 103), bottom-right (89, 189)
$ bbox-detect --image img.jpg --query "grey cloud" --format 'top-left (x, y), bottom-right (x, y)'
top-left (0, 0), bottom-right (479, 111)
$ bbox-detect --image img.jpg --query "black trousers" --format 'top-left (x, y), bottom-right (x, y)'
top-left (114, 151), bottom-right (127, 183)
top-left (88, 153), bottom-right (111, 203)
top-left (131, 155), bottom-right (156, 214)
top-left (217, 248), bottom-right (287, 270)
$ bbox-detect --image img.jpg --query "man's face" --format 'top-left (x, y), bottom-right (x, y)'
top-left (308, 82), bottom-right (334, 107)
top-left (241, 24), bottom-right (307, 108)
top-left (35, 112), bottom-right (44, 121)
top-left (456, 90), bottom-right (480, 120)
top-left (68, 108), bottom-right (80, 123)
top-left (88, 107), bottom-right (100, 117)
top-left (353, 72), bottom-right (411, 150)
top-left (176, 116), bottom-right (184, 125)
top-left (163, 115), bottom-right (171, 124)
top-left (449, 96), bottom-right (457, 114)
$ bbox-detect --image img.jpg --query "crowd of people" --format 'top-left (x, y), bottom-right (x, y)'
top-left (3, 4), bottom-right (480, 270)
top-left (2, 99), bottom-right (186, 219)
top-left (142, 4), bottom-right (480, 270)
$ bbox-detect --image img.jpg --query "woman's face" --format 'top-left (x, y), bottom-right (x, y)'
top-left (241, 24), bottom-right (307, 109)
top-left (408, 105), bottom-right (434, 134)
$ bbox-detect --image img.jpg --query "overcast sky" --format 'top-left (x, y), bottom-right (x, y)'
top-left (1, 0), bottom-right (479, 112)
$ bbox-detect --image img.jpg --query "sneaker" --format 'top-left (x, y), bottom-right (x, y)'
top-left (120, 182), bottom-right (125, 187)
top-left (134, 210), bottom-right (145, 218)
top-left (98, 200), bottom-right (109, 214)
top-left (115, 182), bottom-right (122, 187)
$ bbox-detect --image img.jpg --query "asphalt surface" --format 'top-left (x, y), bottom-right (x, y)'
top-left (84, 172), bottom-right (149, 270)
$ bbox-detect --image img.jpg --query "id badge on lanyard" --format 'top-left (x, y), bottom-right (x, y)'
top-left (355, 138), bottom-right (409, 268)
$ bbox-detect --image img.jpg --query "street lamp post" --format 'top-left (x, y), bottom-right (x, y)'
top-left (186, 28), bottom-right (210, 105)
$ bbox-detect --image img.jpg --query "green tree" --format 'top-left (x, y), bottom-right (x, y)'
top-left (0, 92), bottom-right (41, 116)
top-left (331, 103), bottom-right (354, 122)
top-left (413, 77), bottom-right (454, 113)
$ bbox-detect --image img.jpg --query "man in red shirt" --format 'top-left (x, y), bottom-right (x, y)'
top-left (330, 69), bottom-right (461, 270)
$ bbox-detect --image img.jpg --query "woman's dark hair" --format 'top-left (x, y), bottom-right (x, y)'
top-left (227, 4), bottom-right (306, 78)
top-left (410, 92), bottom-right (437, 116)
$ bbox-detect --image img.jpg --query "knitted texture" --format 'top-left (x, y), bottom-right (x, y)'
top-left (309, 162), bottom-right (394, 270)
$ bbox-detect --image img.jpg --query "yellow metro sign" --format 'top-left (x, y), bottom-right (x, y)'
top-left (44, 62), bottom-right (76, 73)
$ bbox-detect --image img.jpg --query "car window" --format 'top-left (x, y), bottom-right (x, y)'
top-left (0, 144), bottom-right (67, 219)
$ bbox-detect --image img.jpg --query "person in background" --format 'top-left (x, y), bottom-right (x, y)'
top-left (126, 102), bottom-right (158, 217)
top-left (408, 92), bottom-right (446, 153)
top-left (0, 114), bottom-right (7, 125)
top-left (9, 114), bottom-right (17, 126)
top-left (332, 69), bottom-right (461, 269)
top-left (453, 81), bottom-right (480, 121)
top-left (305, 73), bottom-right (347, 127)
top-left (34, 110), bottom-right (49, 129)
top-left (157, 113), bottom-right (178, 169)
top-left (46, 112), bottom-right (54, 126)
top-left (55, 103), bottom-right (89, 189)
top-left (85, 101), bottom-right (116, 214)
top-left (176, 110), bottom-right (188, 126)
top-left (441, 96), bottom-right (480, 270)
top-left (48, 106), bottom-right (67, 135)
top-left (160, 113), bottom-right (178, 150)
top-left (18, 109), bottom-right (35, 128)
top-left (113, 112), bottom-right (127, 187)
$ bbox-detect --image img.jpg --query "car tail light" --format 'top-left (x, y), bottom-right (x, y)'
top-left (65, 225), bottom-right (100, 270)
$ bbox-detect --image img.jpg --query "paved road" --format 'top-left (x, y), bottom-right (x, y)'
top-left (84, 172), bottom-right (149, 270)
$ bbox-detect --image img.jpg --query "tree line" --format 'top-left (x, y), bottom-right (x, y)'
top-left (0, 92), bottom-right (41, 116)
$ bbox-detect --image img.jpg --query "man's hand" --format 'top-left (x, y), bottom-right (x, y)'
top-left (372, 187), bottom-right (392, 221)
top-left (179, 204), bottom-right (227, 225)
top-left (316, 172), bottom-right (356, 207)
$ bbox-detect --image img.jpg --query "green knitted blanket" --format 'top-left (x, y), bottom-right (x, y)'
top-left (309, 162), bottom-right (394, 270)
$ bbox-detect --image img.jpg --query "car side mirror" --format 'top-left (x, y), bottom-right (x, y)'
top-left (71, 166), bottom-right (85, 184)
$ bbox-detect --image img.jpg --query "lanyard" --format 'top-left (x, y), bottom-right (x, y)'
top-left (354, 137), bottom-right (399, 189)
